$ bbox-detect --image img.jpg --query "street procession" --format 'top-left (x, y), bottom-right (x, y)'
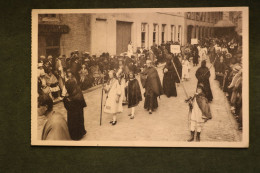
top-left (35, 10), bottom-right (244, 143)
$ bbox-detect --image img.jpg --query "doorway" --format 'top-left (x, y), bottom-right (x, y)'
top-left (116, 21), bottom-right (132, 55)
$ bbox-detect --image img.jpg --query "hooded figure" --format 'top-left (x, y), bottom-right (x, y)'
top-left (140, 60), bottom-right (163, 114)
top-left (63, 75), bottom-right (87, 140)
top-left (162, 56), bottom-right (178, 97)
top-left (195, 60), bottom-right (213, 102)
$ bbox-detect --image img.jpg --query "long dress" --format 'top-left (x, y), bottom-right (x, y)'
top-left (208, 46), bottom-right (215, 63)
top-left (181, 59), bottom-right (190, 79)
top-left (127, 78), bottom-right (142, 108)
top-left (104, 78), bottom-right (123, 114)
top-left (192, 46), bottom-right (199, 65)
top-left (63, 78), bottom-right (87, 140)
top-left (195, 66), bottom-right (213, 102)
top-left (163, 61), bottom-right (177, 97)
top-left (141, 66), bottom-right (163, 111)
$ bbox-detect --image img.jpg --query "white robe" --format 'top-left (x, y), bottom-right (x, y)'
top-left (104, 79), bottom-right (123, 114)
top-left (182, 60), bottom-right (190, 79)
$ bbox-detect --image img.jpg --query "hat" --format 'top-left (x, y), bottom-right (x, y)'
top-left (40, 55), bottom-right (45, 59)
top-left (118, 57), bottom-right (124, 61)
top-left (47, 55), bottom-right (53, 59)
top-left (39, 71), bottom-right (46, 76)
top-left (84, 51), bottom-right (90, 55)
top-left (233, 65), bottom-right (242, 72)
top-left (226, 53), bottom-right (232, 58)
top-left (38, 63), bottom-right (43, 67)
top-left (146, 60), bottom-right (152, 64)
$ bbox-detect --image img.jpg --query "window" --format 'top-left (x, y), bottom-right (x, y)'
top-left (178, 25), bottom-right (182, 44)
top-left (161, 24), bottom-right (166, 44)
top-left (141, 23), bottom-right (146, 48)
top-left (187, 12), bottom-right (191, 19)
top-left (153, 24), bottom-right (158, 44)
top-left (171, 25), bottom-right (175, 42)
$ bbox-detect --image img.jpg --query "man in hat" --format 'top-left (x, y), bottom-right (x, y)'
top-left (70, 55), bottom-right (81, 84)
top-left (187, 84), bottom-right (212, 142)
top-left (140, 60), bottom-right (163, 114)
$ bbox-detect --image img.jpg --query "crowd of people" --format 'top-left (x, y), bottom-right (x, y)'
top-left (37, 33), bottom-right (243, 141)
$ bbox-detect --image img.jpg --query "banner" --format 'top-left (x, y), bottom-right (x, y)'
top-left (191, 38), bottom-right (198, 45)
top-left (170, 45), bottom-right (181, 54)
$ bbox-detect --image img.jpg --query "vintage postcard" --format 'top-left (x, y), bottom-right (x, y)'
top-left (31, 7), bottom-right (249, 147)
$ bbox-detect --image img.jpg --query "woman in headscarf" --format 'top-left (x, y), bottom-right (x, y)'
top-left (195, 60), bottom-right (213, 102)
top-left (63, 70), bottom-right (87, 140)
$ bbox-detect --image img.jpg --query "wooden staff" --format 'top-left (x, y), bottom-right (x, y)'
top-left (100, 74), bottom-right (105, 126)
top-left (171, 57), bottom-right (189, 99)
top-left (171, 56), bottom-right (190, 128)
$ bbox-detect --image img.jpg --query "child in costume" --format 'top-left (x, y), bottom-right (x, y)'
top-left (187, 84), bottom-right (212, 142)
top-left (126, 71), bottom-right (142, 119)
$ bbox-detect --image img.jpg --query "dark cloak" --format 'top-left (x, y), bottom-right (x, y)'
top-left (162, 60), bottom-right (177, 97)
top-left (127, 78), bottom-right (142, 108)
top-left (192, 46), bottom-right (199, 65)
top-left (42, 112), bottom-right (71, 140)
top-left (140, 66), bottom-right (163, 97)
top-left (140, 66), bottom-right (163, 111)
top-left (63, 79), bottom-right (87, 140)
top-left (195, 65), bottom-right (213, 102)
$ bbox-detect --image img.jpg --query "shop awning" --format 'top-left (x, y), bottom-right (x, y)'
top-left (214, 20), bottom-right (236, 28)
top-left (39, 24), bottom-right (70, 34)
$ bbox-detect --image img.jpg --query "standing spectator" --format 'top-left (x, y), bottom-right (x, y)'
top-left (70, 56), bottom-right (81, 84)
top-left (79, 64), bottom-right (90, 90)
top-left (215, 56), bottom-right (227, 88)
top-left (45, 67), bottom-right (62, 101)
top-left (127, 41), bottom-right (134, 57)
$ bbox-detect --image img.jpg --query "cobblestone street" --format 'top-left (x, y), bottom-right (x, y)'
top-left (38, 59), bottom-right (242, 142)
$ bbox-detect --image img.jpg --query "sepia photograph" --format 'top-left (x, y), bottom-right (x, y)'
top-left (31, 7), bottom-right (249, 147)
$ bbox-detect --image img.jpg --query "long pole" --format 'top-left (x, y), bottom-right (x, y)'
top-left (100, 74), bottom-right (104, 126)
top-left (171, 55), bottom-right (191, 128)
top-left (171, 56), bottom-right (189, 99)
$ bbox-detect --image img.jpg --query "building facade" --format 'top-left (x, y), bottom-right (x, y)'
top-left (184, 12), bottom-right (223, 44)
top-left (38, 11), bottom-right (240, 58)
top-left (38, 13), bottom-right (185, 57)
